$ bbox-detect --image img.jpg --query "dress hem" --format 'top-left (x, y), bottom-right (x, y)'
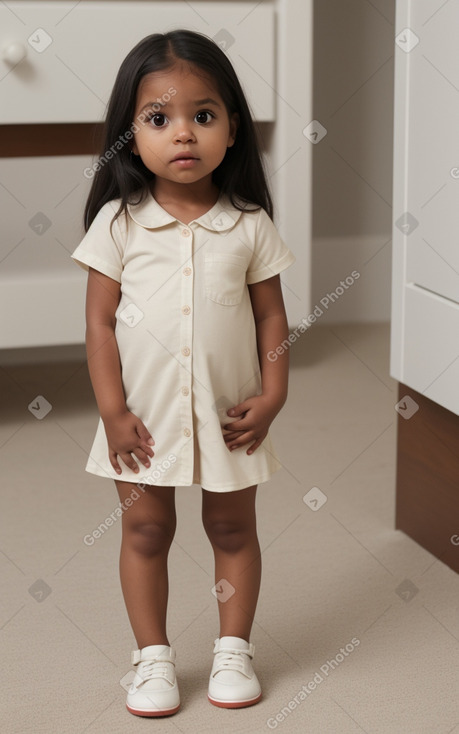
top-left (84, 463), bottom-right (281, 492)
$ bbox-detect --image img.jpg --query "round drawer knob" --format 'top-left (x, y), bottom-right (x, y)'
top-left (3, 41), bottom-right (27, 65)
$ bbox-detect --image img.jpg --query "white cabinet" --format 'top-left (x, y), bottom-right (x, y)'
top-left (0, 1), bottom-right (275, 123)
top-left (390, 0), bottom-right (459, 416)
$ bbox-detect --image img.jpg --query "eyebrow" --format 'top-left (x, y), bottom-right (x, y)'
top-left (139, 97), bottom-right (222, 113)
top-left (194, 98), bottom-right (222, 107)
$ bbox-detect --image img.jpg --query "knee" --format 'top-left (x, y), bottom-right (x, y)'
top-left (203, 519), bottom-right (251, 553)
top-left (124, 519), bottom-right (176, 557)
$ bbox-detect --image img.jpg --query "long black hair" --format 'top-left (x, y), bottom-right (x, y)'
top-left (83, 29), bottom-right (273, 233)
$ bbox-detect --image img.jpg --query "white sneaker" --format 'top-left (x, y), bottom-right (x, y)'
top-left (208, 636), bottom-right (262, 708)
top-left (126, 644), bottom-right (180, 717)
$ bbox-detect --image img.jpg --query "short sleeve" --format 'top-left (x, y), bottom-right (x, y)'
top-left (71, 201), bottom-right (124, 283)
top-left (246, 208), bottom-right (296, 284)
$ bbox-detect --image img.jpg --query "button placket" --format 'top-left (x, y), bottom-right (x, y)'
top-left (179, 224), bottom-right (194, 477)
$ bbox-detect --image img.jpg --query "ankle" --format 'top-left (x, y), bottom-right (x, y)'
top-left (137, 639), bottom-right (170, 649)
top-left (218, 632), bottom-right (250, 642)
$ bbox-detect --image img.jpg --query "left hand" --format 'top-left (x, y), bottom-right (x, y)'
top-left (222, 395), bottom-right (282, 455)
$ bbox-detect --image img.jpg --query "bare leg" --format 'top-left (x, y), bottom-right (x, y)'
top-left (201, 485), bottom-right (261, 642)
top-left (115, 481), bottom-right (176, 649)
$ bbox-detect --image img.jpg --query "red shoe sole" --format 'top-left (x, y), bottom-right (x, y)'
top-left (126, 703), bottom-right (180, 717)
top-left (208, 693), bottom-right (262, 709)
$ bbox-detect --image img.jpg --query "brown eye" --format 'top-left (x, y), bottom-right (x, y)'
top-left (151, 114), bottom-right (166, 127)
top-left (195, 111), bottom-right (213, 124)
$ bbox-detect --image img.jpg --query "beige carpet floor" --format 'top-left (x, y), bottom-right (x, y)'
top-left (1, 323), bottom-right (458, 734)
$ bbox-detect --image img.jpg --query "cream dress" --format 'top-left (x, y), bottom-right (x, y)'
top-left (71, 188), bottom-right (295, 491)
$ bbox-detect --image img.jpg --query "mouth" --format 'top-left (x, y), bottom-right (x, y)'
top-left (171, 153), bottom-right (198, 162)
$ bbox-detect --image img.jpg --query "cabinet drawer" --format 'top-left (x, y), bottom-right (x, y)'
top-left (0, 1), bottom-right (275, 123)
top-left (402, 0), bottom-right (459, 306)
top-left (0, 155), bottom-right (90, 348)
top-left (401, 284), bottom-right (459, 416)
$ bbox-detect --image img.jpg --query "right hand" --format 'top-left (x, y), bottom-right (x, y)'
top-left (103, 410), bottom-right (155, 475)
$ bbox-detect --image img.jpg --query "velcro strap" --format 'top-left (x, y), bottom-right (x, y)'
top-left (131, 650), bottom-right (141, 665)
top-left (131, 649), bottom-right (175, 666)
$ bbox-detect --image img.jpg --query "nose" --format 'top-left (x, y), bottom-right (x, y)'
top-left (173, 123), bottom-right (196, 144)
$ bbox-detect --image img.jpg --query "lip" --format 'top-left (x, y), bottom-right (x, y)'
top-left (172, 158), bottom-right (199, 169)
top-left (171, 152), bottom-right (198, 162)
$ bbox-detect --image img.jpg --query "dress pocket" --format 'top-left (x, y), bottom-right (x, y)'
top-left (204, 253), bottom-right (247, 305)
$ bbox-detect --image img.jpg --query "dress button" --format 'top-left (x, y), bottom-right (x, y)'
top-left (181, 228), bottom-right (190, 237)
top-left (181, 346), bottom-right (190, 356)
top-left (181, 386), bottom-right (189, 396)
top-left (183, 267), bottom-right (192, 276)
top-left (183, 428), bottom-right (191, 437)
top-left (182, 305), bottom-right (191, 315)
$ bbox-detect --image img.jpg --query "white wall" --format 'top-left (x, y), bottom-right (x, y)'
top-left (310, 0), bottom-right (395, 324)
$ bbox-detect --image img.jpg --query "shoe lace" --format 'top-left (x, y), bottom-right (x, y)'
top-left (215, 650), bottom-right (246, 673)
top-left (138, 658), bottom-right (170, 682)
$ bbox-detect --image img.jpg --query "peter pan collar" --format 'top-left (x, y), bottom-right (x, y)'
top-left (126, 187), bottom-right (244, 232)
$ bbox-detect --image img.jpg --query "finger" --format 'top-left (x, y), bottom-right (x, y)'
top-left (139, 440), bottom-right (155, 458)
top-left (120, 452), bottom-right (140, 473)
top-left (227, 432), bottom-right (254, 451)
top-left (109, 450), bottom-right (122, 475)
top-left (132, 448), bottom-right (152, 468)
top-left (227, 404), bottom-right (250, 418)
top-left (224, 408), bottom-right (249, 427)
top-left (224, 434), bottom-right (247, 447)
top-left (223, 429), bottom-right (245, 443)
top-left (246, 438), bottom-right (263, 455)
top-left (223, 423), bottom-right (242, 432)
top-left (227, 407), bottom-right (242, 418)
top-left (136, 421), bottom-right (155, 449)
top-left (223, 416), bottom-right (248, 431)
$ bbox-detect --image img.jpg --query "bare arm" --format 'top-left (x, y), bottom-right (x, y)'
top-left (249, 273), bottom-right (290, 409)
top-left (222, 274), bottom-right (290, 454)
top-left (85, 267), bottom-right (126, 420)
top-left (85, 267), bottom-right (154, 474)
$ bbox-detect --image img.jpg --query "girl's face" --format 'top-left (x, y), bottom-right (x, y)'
top-left (131, 62), bottom-right (238, 194)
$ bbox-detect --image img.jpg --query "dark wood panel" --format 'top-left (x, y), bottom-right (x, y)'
top-left (0, 123), bottom-right (104, 157)
top-left (395, 382), bottom-right (459, 573)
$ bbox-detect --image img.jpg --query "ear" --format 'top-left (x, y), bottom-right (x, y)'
top-left (227, 112), bottom-right (239, 148)
top-left (131, 141), bottom-right (139, 155)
